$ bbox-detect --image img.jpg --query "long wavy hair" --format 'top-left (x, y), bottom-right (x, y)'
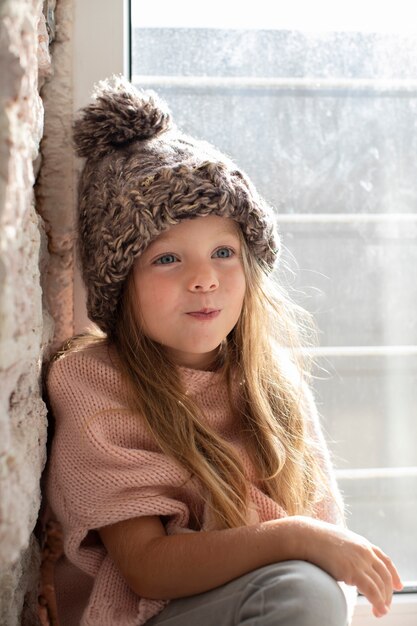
top-left (55, 232), bottom-right (335, 529)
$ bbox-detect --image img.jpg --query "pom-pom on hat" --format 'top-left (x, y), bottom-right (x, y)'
top-left (74, 75), bottom-right (280, 335)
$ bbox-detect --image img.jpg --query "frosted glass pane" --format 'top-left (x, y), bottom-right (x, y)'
top-left (131, 21), bottom-right (417, 582)
top-left (312, 353), bottom-right (417, 581)
top-left (313, 354), bottom-right (417, 469)
top-left (338, 473), bottom-right (417, 583)
top-left (276, 220), bottom-right (417, 346)
top-left (132, 29), bottom-right (417, 79)
top-left (129, 86), bottom-right (417, 215)
top-left (132, 29), bottom-right (417, 215)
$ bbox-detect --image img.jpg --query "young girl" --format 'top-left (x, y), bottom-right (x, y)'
top-left (45, 76), bottom-right (402, 626)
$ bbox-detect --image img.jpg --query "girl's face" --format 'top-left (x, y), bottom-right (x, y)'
top-left (132, 215), bottom-right (246, 370)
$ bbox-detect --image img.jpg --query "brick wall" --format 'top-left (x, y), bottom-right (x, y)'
top-left (0, 0), bottom-right (74, 623)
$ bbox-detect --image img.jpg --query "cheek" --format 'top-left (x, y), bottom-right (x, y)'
top-left (136, 277), bottom-right (176, 317)
top-left (239, 271), bottom-right (247, 299)
top-left (234, 266), bottom-right (246, 295)
top-left (237, 284), bottom-right (246, 313)
top-left (133, 277), bottom-right (156, 320)
top-left (226, 268), bottom-right (246, 311)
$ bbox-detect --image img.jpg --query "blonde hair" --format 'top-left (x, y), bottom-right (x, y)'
top-left (54, 234), bottom-right (335, 529)
top-left (113, 229), bottom-right (330, 527)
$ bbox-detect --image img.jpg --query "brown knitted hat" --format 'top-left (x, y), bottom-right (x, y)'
top-left (73, 75), bottom-right (280, 335)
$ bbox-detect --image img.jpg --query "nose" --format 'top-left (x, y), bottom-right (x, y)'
top-left (187, 263), bottom-right (219, 292)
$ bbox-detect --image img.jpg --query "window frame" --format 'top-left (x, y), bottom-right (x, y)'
top-left (74, 1), bottom-right (417, 622)
top-left (354, 593), bottom-right (417, 625)
top-left (73, 0), bottom-right (130, 331)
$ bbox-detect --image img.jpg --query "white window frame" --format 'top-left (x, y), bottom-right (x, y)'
top-left (354, 594), bottom-right (417, 626)
top-left (73, 0), bottom-right (130, 330)
top-left (73, 2), bottom-right (417, 623)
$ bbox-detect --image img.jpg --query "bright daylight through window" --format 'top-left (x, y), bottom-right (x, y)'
top-left (130, 0), bottom-right (417, 589)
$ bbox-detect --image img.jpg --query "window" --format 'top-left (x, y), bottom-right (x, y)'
top-left (130, 0), bottom-right (417, 612)
top-left (67, 1), bottom-right (417, 622)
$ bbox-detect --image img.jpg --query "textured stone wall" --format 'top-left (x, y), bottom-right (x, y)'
top-left (37, 0), bottom-right (75, 350)
top-left (36, 0), bottom-right (75, 618)
top-left (0, 0), bottom-right (64, 623)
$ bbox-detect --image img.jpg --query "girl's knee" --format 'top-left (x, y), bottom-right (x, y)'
top-left (290, 559), bottom-right (340, 593)
top-left (281, 561), bottom-right (348, 625)
top-left (238, 561), bottom-right (348, 626)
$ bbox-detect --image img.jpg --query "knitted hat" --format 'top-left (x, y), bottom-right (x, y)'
top-left (73, 75), bottom-right (280, 335)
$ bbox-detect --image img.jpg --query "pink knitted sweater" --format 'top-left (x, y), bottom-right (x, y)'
top-left (46, 344), bottom-right (345, 626)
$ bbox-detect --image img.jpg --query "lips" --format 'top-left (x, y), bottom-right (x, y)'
top-left (186, 308), bottom-right (221, 320)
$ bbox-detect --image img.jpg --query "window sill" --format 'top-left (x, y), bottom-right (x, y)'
top-left (352, 593), bottom-right (417, 626)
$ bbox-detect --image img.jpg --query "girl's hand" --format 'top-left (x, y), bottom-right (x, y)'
top-left (293, 516), bottom-right (403, 618)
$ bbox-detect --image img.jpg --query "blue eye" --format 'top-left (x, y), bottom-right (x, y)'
top-left (154, 254), bottom-right (178, 265)
top-left (213, 247), bottom-right (233, 258)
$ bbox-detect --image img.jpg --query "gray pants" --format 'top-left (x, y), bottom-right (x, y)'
top-left (147, 560), bottom-right (350, 626)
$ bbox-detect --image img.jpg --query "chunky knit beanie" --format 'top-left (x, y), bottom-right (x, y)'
top-left (73, 75), bottom-right (280, 335)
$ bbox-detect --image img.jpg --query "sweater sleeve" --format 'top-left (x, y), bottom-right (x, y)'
top-left (46, 348), bottom-right (194, 578)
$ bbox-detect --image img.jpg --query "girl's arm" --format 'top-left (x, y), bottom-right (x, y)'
top-left (99, 514), bottom-right (402, 618)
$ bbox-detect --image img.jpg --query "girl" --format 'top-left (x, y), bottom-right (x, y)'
top-left (45, 76), bottom-right (402, 626)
